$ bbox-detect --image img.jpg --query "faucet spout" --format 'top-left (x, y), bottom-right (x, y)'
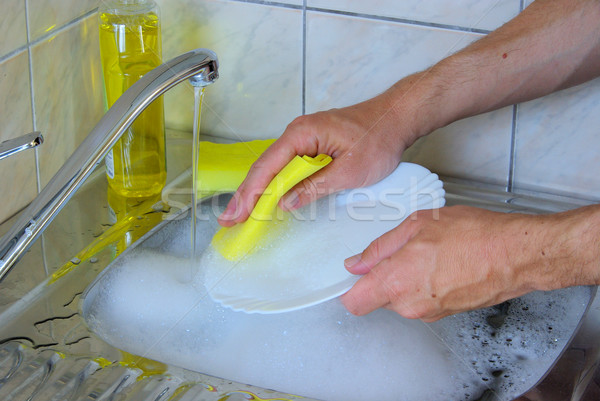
top-left (0, 48), bottom-right (219, 281)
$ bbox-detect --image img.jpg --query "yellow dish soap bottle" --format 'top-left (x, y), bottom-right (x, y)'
top-left (99, 0), bottom-right (166, 197)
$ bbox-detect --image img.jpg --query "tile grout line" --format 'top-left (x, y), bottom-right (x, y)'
top-left (24, 0), bottom-right (40, 195)
top-left (28, 8), bottom-right (99, 49)
top-left (302, 0), bottom-right (307, 116)
top-left (306, 7), bottom-right (491, 34)
top-left (224, 0), bottom-right (491, 35)
top-left (21, 6), bottom-right (99, 194)
top-left (0, 7), bottom-right (98, 65)
top-left (24, 0), bottom-right (50, 280)
top-left (507, 104), bottom-right (519, 193)
top-left (507, 1), bottom-right (525, 193)
top-left (224, 0), bottom-right (302, 9)
top-left (0, 46), bottom-right (29, 65)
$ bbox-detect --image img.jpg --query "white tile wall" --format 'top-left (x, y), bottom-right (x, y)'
top-left (305, 11), bottom-right (483, 111)
top-left (304, 10), bottom-right (514, 185)
top-left (1, 0), bottom-right (599, 225)
top-left (308, 0), bottom-right (521, 32)
top-left (0, 52), bottom-right (36, 223)
top-left (515, 78), bottom-right (600, 200)
top-left (157, 0), bottom-right (303, 140)
top-left (0, 0), bottom-right (27, 58)
top-left (403, 108), bottom-right (515, 187)
top-left (31, 16), bottom-right (105, 187)
top-left (27, 0), bottom-right (99, 41)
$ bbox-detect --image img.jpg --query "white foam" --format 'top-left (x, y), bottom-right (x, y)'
top-left (85, 248), bottom-right (459, 400)
top-left (82, 175), bottom-right (593, 400)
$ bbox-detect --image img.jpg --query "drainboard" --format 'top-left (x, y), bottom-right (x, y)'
top-left (0, 341), bottom-right (312, 401)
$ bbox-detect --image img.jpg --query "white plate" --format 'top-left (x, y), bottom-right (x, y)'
top-left (202, 162), bottom-right (445, 314)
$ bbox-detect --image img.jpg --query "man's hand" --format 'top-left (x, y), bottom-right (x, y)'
top-left (216, 0), bottom-right (600, 321)
top-left (341, 205), bottom-right (600, 322)
top-left (217, 92), bottom-right (421, 226)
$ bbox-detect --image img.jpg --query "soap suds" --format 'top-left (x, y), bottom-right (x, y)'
top-left (82, 192), bottom-right (592, 401)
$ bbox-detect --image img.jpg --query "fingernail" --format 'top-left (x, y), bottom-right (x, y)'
top-left (219, 200), bottom-right (237, 221)
top-left (344, 254), bottom-right (361, 269)
top-left (282, 190), bottom-right (300, 211)
top-left (344, 254), bottom-right (369, 274)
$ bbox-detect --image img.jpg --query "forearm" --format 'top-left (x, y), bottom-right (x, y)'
top-left (379, 0), bottom-right (600, 145)
top-left (522, 204), bottom-right (600, 292)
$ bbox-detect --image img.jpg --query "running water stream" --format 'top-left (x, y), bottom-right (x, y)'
top-left (191, 86), bottom-right (205, 263)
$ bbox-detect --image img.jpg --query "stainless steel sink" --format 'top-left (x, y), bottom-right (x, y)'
top-left (0, 133), bottom-right (598, 400)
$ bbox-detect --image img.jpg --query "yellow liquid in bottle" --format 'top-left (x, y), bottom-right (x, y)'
top-left (106, 186), bottom-right (163, 256)
top-left (99, 7), bottom-right (166, 197)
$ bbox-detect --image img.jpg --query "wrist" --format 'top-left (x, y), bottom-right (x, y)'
top-left (379, 67), bottom-right (460, 148)
top-left (517, 206), bottom-right (600, 293)
top-left (551, 206), bottom-right (600, 288)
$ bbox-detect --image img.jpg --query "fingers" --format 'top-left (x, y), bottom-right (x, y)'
top-left (217, 107), bottom-right (404, 227)
top-left (278, 155), bottom-right (359, 212)
top-left (341, 257), bottom-right (437, 320)
top-left (218, 114), bottom-right (330, 226)
top-left (340, 227), bottom-right (413, 316)
top-left (340, 255), bottom-right (425, 319)
top-left (217, 137), bottom-right (307, 226)
top-left (341, 263), bottom-right (393, 316)
top-left (343, 216), bottom-right (418, 275)
top-left (278, 172), bottom-right (328, 212)
top-left (340, 214), bottom-right (434, 319)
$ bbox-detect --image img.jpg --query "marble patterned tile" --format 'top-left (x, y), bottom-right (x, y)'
top-left (31, 15), bottom-right (105, 188)
top-left (0, 0), bottom-right (28, 58)
top-left (514, 78), bottom-right (600, 200)
top-left (0, 51), bottom-right (36, 224)
top-left (307, 0), bottom-right (521, 32)
top-left (306, 11), bottom-right (513, 185)
top-left (156, 0), bottom-right (303, 141)
top-left (27, 0), bottom-right (99, 41)
top-left (403, 109), bottom-right (514, 186)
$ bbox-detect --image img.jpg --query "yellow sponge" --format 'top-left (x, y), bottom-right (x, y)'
top-left (211, 154), bottom-right (332, 261)
top-left (197, 139), bottom-right (276, 195)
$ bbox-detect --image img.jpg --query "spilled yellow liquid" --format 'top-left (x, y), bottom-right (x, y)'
top-left (118, 351), bottom-right (167, 380)
top-left (50, 190), bottom-right (164, 284)
top-left (99, 9), bottom-right (166, 197)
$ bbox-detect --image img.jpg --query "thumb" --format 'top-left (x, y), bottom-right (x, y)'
top-left (344, 219), bottom-right (417, 275)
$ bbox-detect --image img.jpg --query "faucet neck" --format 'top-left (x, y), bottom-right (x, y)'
top-left (0, 49), bottom-right (218, 282)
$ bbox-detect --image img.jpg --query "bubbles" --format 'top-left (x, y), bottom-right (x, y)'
top-left (86, 262), bottom-right (456, 400)
top-left (429, 288), bottom-right (592, 400)
top-left (81, 198), bottom-right (594, 401)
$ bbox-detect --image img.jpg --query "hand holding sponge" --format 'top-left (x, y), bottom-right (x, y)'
top-left (211, 154), bottom-right (332, 261)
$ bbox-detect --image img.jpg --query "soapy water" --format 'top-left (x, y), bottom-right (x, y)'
top-left (84, 251), bottom-right (459, 400)
top-left (82, 189), bottom-right (593, 401)
top-left (201, 183), bottom-right (444, 313)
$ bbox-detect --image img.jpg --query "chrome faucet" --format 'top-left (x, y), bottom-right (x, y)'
top-left (0, 48), bottom-right (219, 281)
top-left (0, 132), bottom-right (44, 161)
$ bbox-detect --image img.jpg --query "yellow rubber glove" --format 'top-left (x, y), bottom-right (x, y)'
top-left (211, 154), bottom-right (332, 261)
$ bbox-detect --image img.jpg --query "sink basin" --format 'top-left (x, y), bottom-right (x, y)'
top-left (0, 134), bottom-right (598, 400)
top-left (78, 190), bottom-right (595, 401)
